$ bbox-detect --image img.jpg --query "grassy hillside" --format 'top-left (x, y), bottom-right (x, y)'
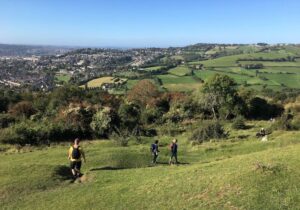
top-left (81, 77), bottom-right (127, 88)
top-left (1, 121), bottom-right (300, 209)
top-left (168, 65), bottom-right (191, 76)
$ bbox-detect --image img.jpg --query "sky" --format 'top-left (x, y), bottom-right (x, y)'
top-left (1, 0), bottom-right (300, 47)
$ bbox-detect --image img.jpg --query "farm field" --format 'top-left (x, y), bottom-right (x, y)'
top-left (75, 46), bottom-right (300, 93)
top-left (81, 77), bottom-right (127, 88)
top-left (1, 122), bottom-right (300, 210)
top-left (189, 52), bottom-right (297, 67)
top-left (168, 65), bottom-right (191, 76)
top-left (143, 66), bottom-right (165, 71)
top-left (157, 74), bottom-right (201, 91)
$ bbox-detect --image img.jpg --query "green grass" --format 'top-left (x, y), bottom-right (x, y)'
top-left (239, 60), bottom-right (300, 67)
top-left (80, 77), bottom-right (127, 88)
top-left (1, 122), bottom-right (300, 209)
top-left (157, 74), bottom-right (201, 91)
top-left (143, 66), bottom-right (165, 71)
top-left (168, 66), bottom-right (191, 76)
top-left (260, 67), bottom-right (300, 74)
top-left (55, 74), bottom-right (71, 83)
top-left (260, 73), bottom-right (300, 89)
top-left (189, 52), bottom-right (297, 67)
top-left (194, 67), bottom-right (300, 89)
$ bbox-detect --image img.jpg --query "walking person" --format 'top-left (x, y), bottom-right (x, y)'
top-left (150, 140), bottom-right (160, 164)
top-left (68, 138), bottom-right (86, 179)
top-left (169, 139), bottom-right (178, 165)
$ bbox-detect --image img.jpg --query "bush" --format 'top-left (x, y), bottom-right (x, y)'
top-left (190, 121), bottom-right (228, 143)
top-left (291, 115), bottom-right (300, 130)
top-left (232, 116), bottom-right (247, 130)
top-left (271, 112), bottom-right (294, 131)
top-left (141, 108), bottom-right (161, 125)
top-left (90, 107), bottom-right (116, 138)
top-left (0, 114), bottom-right (15, 128)
top-left (158, 122), bottom-right (185, 137)
top-left (248, 97), bottom-right (284, 120)
top-left (0, 118), bottom-right (89, 145)
top-left (0, 120), bottom-right (50, 145)
top-left (8, 101), bottom-right (37, 118)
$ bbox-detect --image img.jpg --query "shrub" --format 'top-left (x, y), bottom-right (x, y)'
top-left (0, 120), bottom-right (49, 145)
top-left (248, 97), bottom-right (284, 120)
top-left (141, 108), bottom-right (161, 125)
top-left (158, 122), bottom-right (185, 137)
top-left (190, 121), bottom-right (227, 143)
top-left (272, 112), bottom-right (294, 131)
top-left (90, 107), bottom-right (116, 137)
top-left (9, 101), bottom-right (37, 118)
top-left (0, 114), bottom-right (15, 128)
top-left (232, 116), bottom-right (247, 130)
top-left (110, 129), bottom-right (130, 147)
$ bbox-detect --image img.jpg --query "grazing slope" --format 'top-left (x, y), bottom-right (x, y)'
top-left (1, 127), bottom-right (300, 209)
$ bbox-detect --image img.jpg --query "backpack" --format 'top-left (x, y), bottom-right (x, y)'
top-left (150, 144), bottom-right (155, 153)
top-left (72, 146), bottom-right (81, 159)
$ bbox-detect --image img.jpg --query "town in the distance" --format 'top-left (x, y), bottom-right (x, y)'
top-left (1, 42), bottom-right (299, 92)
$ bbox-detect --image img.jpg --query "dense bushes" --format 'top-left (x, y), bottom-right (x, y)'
top-left (190, 121), bottom-right (227, 143)
top-left (232, 116), bottom-right (247, 130)
top-left (0, 114), bottom-right (15, 128)
top-left (0, 76), bottom-right (299, 146)
top-left (248, 97), bottom-right (284, 120)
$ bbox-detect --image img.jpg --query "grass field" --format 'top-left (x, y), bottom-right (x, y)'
top-left (1, 121), bottom-right (300, 209)
top-left (143, 66), bottom-right (165, 71)
top-left (79, 48), bottom-right (300, 93)
top-left (189, 52), bottom-right (297, 67)
top-left (81, 77), bottom-right (127, 88)
top-left (157, 74), bottom-right (201, 91)
top-left (55, 74), bottom-right (71, 83)
top-left (168, 65), bottom-right (191, 76)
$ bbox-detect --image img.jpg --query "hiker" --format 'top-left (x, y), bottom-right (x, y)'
top-left (260, 128), bottom-right (266, 136)
top-left (68, 138), bottom-right (86, 179)
top-left (150, 140), bottom-right (160, 164)
top-left (169, 139), bottom-right (178, 165)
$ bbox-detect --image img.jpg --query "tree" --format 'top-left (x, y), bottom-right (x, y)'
top-left (196, 74), bottom-right (245, 119)
top-left (9, 101), bottom-right (37, 118)
top-left (90, 107), bottom-right (116, 137)
top-left (127, 80), bottom-right (159, 107)
top-left (248, 97), bottom-right (283, 119)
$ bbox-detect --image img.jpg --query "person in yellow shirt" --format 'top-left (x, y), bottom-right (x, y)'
top-left (68, 138), bottom-right (86, 179)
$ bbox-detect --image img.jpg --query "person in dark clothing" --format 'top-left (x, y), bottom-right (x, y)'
top-left (68, 138), bottom-right (86, 179)
top-left (151, 140), bottom-right (160, 164)
top-left (169, 139), bottom-right (178, 165)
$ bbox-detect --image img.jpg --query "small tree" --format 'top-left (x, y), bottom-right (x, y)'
top-left (127, 80), bottom-right (159, 107)
top-left (9, 101), bottom-right (37, 118)
top-left (190, 121), bottom-right (227, 144)
top-left (195, 74), bottom-right (245, 119)
top-left (232, 116), bottom-right (247, 130)
top-left (90, 107), bottom-right (116, 137)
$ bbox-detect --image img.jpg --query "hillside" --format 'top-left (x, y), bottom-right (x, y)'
top-left (99, 44), bottom-right (300, 93)
top-left (1, 124), bottom-right (300, 209)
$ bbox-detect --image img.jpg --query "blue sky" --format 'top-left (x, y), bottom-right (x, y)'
top-left (1, 0), bottom-right (300, 47)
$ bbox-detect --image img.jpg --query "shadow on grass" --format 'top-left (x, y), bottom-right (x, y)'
top-left (90, 166), bottom-right (126, 171)
top-left (156, 162), bottom-right (190, 165)
top-left (90, 162), bottom-right (190, 171)
top-left (53, 165), bottom-right (74, 180)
